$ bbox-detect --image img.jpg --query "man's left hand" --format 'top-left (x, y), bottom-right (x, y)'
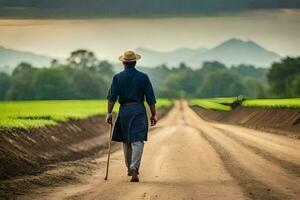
top-left (150, 115), bottom-right (157, 126)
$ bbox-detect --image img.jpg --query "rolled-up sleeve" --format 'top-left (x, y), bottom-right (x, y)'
top-left (107, 75), bottom-right (118, 102)
top-left (144, 75), bottom-right (156, 105)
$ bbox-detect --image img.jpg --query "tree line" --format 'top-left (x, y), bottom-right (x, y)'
top-left (0, 50), bottom-right (114, 100)
top-left (0, 49), bottom-right (299, 101)
top-left (143, 62), bottom-right (268, 98)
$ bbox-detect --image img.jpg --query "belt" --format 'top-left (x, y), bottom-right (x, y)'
top-left (122, 102), bottom-right (142, 105)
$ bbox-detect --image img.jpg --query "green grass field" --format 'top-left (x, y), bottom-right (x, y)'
top-left (190, 97), bottom-right (300, 111)
top-left (242, 98), bottom-right (300, 108)
top-left (0, 99), bottom-right (172, 129)
top-left (190, 97), bottom-right (236, 111)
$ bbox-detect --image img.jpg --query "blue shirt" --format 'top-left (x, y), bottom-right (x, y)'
top-left (107, 67), bottom-right (156, 105)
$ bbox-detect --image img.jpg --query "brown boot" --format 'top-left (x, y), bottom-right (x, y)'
top-left (130, 169), bottom-right (139, 182)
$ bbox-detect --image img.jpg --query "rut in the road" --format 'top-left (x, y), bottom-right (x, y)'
top-left (213, 127), bottom-right (300, 177)
top-left (192, 126), bottom-right (289, 200)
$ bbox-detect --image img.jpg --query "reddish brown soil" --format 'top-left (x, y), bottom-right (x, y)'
top-left (0, 116), bottom-right (110, 181)
top-left (191, 106), bottom-right (300, 138)
top-left (0, 107), bottom-right (171, 199)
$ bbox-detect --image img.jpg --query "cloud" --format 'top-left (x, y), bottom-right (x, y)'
top-left (0, 0), bottom-right (300, 18)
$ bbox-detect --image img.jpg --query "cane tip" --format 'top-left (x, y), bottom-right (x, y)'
top-left (104, 177), bottom-right (108, 180)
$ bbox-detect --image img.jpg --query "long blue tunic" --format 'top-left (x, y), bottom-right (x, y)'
top-left (107, 67), bottom-right (156, 143)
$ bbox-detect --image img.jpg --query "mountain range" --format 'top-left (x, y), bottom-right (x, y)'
top-left (0, 46), bottom-right (52, 73)
top-left (0, 38), bottom-right (282, 73)
top-left (136, 38), bottom-right (281, 68)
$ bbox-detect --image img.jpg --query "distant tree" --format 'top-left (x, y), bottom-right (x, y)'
top-left (12, 62), bottom-right (34, 76)
top-left (67, 49), bottom-right (98, 68)
top-left (197, 71), bottom-right (246, 97)
top-left (178, 62), bottom-right (188, 70)
top-left (33, 68), bottom-right (74, 100)
top-left (176, 63), bottom-right (198, 97)
top-left (6, 63), bottom-right (36, 100)
top-left (201, 61), bottom-right (226, 73)
top-left (50, 59), bottom-right (60, 68)
top-left (90, 60), bottom-right (115, 79)
top-left (71, 69), bottom-right (106, 99)
top-left (289, 75), bottom-right (300, 97)
top-left (254, 82), bottom-right (265, 98)
top-left (0, 72), bottom-right (10, 100)
top-left (268, 57), bottom-right (300, 97)
top-left (242, 77), bottom-right (265, 98)
top-left (162, 73), bottom-right (185, 98)
top-left (156, 63), bottom-right (199, 98)
top-left (99, 61), bottom-right (114, 75)
top-left (228, 81), bottom-right (246, 97)
top-left (231, 64), bottom-right (268, 85)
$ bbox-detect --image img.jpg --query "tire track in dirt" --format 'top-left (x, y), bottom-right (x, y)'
top-left (212, 127), bottom-right (300, 177)
top-left (212, 123), bottom-right (300, 152)
top-left (184, 100), bottom-right (300, 199)
top-left (193, 126), bottom-right (288, 200)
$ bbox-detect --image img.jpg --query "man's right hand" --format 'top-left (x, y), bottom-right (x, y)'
top-left (106, 113), bottom-right (113, 125)
top-left (150, 115), bottom-right (157, 126)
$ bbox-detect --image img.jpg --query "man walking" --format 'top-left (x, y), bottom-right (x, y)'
top-left (106, 51), bottom-right (157, 182)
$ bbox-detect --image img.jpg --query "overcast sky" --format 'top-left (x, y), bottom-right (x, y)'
top-left (0, 1), bottom-right (300, 61)
top-left (1, 0), bottom-right (300, 18)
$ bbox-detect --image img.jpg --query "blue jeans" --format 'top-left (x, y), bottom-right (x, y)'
top-left (123, 142), bottom-right (144, 173)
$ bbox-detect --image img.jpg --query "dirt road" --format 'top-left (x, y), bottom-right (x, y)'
top-left (23, 101), bottom-right (300, 200)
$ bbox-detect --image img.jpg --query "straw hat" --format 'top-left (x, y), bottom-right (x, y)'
top-left (118, 51), bottom-right (141, 62)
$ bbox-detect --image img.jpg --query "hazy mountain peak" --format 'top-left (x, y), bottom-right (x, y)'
top-left (187, 38), bottom-right (281, 67)
top-left (215, 38), bottom-right (256, 48)
top-left (0, 45), bottom-right (53, 73)
top-left (246, 40), bottom-right (266, 49)
top-left (136, 38), bottom-right (281, 68)
top-left (223, 38), bottom-right (244, 44)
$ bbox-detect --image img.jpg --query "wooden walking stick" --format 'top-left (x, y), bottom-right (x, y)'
top-left (104, 123), bottom-right (113, 180)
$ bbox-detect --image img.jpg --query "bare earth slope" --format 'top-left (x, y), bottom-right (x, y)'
top-left (21, 101), bottom-right (300, 200)
top-left (191, 105), bottom-right (300, 138)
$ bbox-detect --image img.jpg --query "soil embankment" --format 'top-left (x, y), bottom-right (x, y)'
top-left (0, 106), bottom-right (171, 199)
top-left (191, 105), bottom-right (300, 138)
top-left (0, 116), bottom-right (109, 181)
